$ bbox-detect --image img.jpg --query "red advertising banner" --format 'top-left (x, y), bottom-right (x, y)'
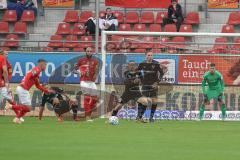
top-left (43, 0), bottom-right (74, 7)
top-left (178, 55), bottom-right (240, 85)
top-left (208, 0), bottom-right (239, 9)
top-left (105, 0), bottom-right (173, 8)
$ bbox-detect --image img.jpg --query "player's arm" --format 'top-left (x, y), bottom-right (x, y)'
top-left (2, 59), bottom-right (9, 88)
top-left (219, 75), bottom-right (225, 93)
top-left (201, 75), bottom-right (207, 95)
top-left (158, 63), bottom-right (164, 82)
top-left (123, 71), bottom-right (133, 85)
top-left (35, 79), bottom-right (50, 93)
top-left (93, 61), bottom-right (99, 81)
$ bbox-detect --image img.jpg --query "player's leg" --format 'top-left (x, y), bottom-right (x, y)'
top-left (15, 86), bottom-right (31, 123)
top-left (38, 107), bottom-right (44, 120)
top-left (149, 97), bottom-right (158, 123)
top-left (218, 94), bottom-right (226, 120)
top-left (70, 99), bottom-right (80, 121)
top-left (136, 97), bottom-right (151, 121)
top-left (199, 94), bottom-right (209, 120)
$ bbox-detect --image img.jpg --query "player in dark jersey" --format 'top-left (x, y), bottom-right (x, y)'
top-left (136, 51), bottom-right (164, 123)
top-left (39, 86), bottom-right (79, 122)
top-left (111, 60), bottom-right (150, 118)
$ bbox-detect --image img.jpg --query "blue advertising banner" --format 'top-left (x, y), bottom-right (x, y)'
top-left (8, 52), bottom-right (179, 84)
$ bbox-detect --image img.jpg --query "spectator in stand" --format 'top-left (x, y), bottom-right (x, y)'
top-left (84, 8), bottom-right (118, 35)
top-left (7, 0), bottom-right (37, 20)
top-left (99, 8), bottom-right (118, 31)
top-left (163, 0), bottom-right (183, 32)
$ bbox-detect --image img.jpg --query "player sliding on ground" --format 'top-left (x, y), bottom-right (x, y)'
top-left (39, 86), bottom-right (79, 122)
top-left (200, 63), bottom-right (226, 121)
top-left (75, 47), bottom-right (99, 122)
top-left (111, 60), bottom-right (151, 119)
top-left (136, 51), bottom-right (164, 123)
top-left (8, 59), bottom-right (54, 124)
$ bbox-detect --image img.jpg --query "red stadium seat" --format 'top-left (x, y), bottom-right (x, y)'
top-left (48, 35), bottom-right (63, 48)
top-left (134, 48), bottom-right (146, 53)
top-left (119, 24), bottom-right (131, 31)
top-left (58, 48), bottom-right (70, 52)
top-left (3, 34), bottom-right (19, 47)
top-left (43, 47), bottom-right (54, 52)
top-left (221, 24), bottom-right (234, 33)
top-left (0, 47), bottom-right (10, 51)
top-left (171, 37), bottom-right (186, 49)
top-left (155, 12), bottom-right (167, 24)
top-left (79, 11), bottom-right (93, 23)
top-left (155, 37), bottom-right (170, 49)
top-left (179, 24), bottom-right (193, 32)
top-left (149, 24), bottom-right (162, 32)
top-left (113, 11), bottom-right (124, 23)
top-left (140, 12), bottom-right (154, 24)
top-left (140, 36), bottom-right (154, 49)
top-left (2, 10), bottom-right (17, 22)
top-left (164, 24), bottom-right (177, 32)
top-left (73, 48), bottom-right (85, 52)
top-left (0, 22), bottom-right (9, 34)
top-left (64, 35), bottom-right (78, 48)
top-left (21, 10), bottom-right (35, 22)
top-left (71, 23), bottom-right (85, 35)
top-left (125, 12), bottom-right (139, 24)
top-left (56, 23), bottom-right (71, 35)
top-left (184, 12), bottom-right (200, 25)
top-left (211, 37), bottom-right (228, 53)
top-left (232, 38), bottom-right (240, 50)
top-left (133, 24), bottom-right (146, 32)
top-left (13, 22), bottom-right (27, 34)
top-left (99, 11), bottom-right (106, 18)
top-left (64, 10), bottom-right (79, 23)
top-left (110, 35), bottom-right (125, 49)
top-left (78, 36), bottom-right (93, 48)
top-left (227, 12), bottom-right (240, 25)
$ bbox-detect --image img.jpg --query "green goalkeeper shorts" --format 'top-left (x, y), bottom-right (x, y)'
top-left (206, 89), bottom-right (224, 101)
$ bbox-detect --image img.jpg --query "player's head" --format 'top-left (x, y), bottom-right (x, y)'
top-left (106, 7), bottom-right (112, 15)
top-left (0, 49), bottom-right (7, 57)
top-left (85, 47), bottom-right (94, 58)
top-left (52, 97), bottom-right (60, 106)
top-left (127, 60), bottom-right (136, 72)
top-left (145, 51), bottom-right (153, 62)
top-left (171, 0), bottom-right (177, 6)
top-left (37, 59), bottom-right (47, 71)
top-left (209, 63), bottom-right (216, 74)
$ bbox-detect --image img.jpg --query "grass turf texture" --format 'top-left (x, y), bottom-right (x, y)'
top-left (0, 117), bottom-right (240, 160)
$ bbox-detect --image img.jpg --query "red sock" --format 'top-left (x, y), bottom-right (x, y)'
top-left (84, 95), bottom-right (91, 117)
top-left (18, 106), bottom-right (30, 118)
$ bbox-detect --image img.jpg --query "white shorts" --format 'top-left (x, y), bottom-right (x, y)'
top-left (16, 86), bottom-right (31, 106)
top-left (80, 81), bottom-right (98, 96)
top-left (0, 87), bottom-right (13, 102)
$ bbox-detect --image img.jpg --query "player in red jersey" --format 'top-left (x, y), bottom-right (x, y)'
top-left (10, 59), bottom-right (53, 124)
top-left (75, 47), bottom-right (99, 122)
top-left (0, 50), bottom-right (14, 105)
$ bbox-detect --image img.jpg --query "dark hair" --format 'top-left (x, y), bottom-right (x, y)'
top-left (128, 60), bottom-right (135, 63)
top-left (106, 7), bottom-right (111, 11)
top-left (171, 0), bottom-right (177, 3)
top-left (145, 51), bottom-right (153, 55)
top-left (210, 63), bottom-right (215, 67)
top-left (38, 59), bottom-right (47, 63)
top-left (85, 46), bottom-right (92, 51)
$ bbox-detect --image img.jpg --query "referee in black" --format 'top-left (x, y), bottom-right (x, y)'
top-left (136, 51), bottom-right (164, 123)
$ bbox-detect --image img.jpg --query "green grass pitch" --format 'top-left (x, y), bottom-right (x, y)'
top-left (1, 116), bottom-right (240, 160)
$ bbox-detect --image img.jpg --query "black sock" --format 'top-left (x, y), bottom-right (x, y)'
top-left (150, 104), bottom-right (157, 120)
top-left (137, 103), bottom-right (146, 119)
top-left (112, 110), bottom-right (118, 116)
top-left (72, 105), bottom-right (78, 119)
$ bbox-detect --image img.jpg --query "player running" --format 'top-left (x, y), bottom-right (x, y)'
top-left (75, 47), bottom-right (99, 122)
top-left (40, 86), bottom-right (79, 122)
top-left (10, 59), bottom-right (53, 124)
top-left (136, 51), bottom-right (164, 123)
top-left (111, 60), bottom-right (151, 118)
top-left (199, 63), bottom-right (226, 120)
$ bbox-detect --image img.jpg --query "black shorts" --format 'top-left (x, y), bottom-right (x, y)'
top-left (54, 100), bottom-right (71, 115)
top-left (121, 91), bottom-right (142, 104)
top-left (141, 85), bottom-right (157, 98)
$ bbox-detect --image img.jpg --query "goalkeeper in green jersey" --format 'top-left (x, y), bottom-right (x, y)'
top-left (200, 63), bottom-right (226, 120)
